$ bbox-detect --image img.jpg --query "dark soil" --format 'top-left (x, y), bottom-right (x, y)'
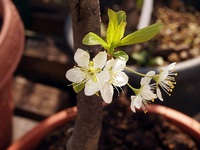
top-left (36, 97), bottom-right (200, 150)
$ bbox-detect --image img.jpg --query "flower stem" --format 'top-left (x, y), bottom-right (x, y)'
top-left (125, 67), bottom-right (146, 77)
top-left (127, 83), bottom-right (137, 91)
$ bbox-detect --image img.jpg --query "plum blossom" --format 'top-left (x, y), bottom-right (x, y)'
top-left (66, 48), bottom-right (107, 96)
top-left (149, 62), bottom-right (177, 101)
top-left (98, 59), bottom-right (128, 103)
top-left (130, 74), bottom-right (157, 113)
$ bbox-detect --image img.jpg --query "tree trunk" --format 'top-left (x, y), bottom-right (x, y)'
top-left (67, 0), bottom-right (103, 150)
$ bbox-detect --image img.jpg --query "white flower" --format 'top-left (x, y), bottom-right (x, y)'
top-left (66, 48), bottom-right (107, 95)
top-left (98, 59), bottom-right (129, 103)
top-left (149, 62), bottom-right (177, 101)
top-left (130, 74), bottom-right (157, 113)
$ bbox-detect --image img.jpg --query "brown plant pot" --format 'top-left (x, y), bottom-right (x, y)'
top-left (7, 104), bottom-right (200, 150)
top-left (7, 107), bottom-right (77, 150)
top-left (0, 0), bottom-right (24, 149)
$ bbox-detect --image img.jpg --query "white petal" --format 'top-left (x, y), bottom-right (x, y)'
top-left (105, 58), bottom-right (114, 69)
top-left (141, 89), bottom-right (157, 100)
top-left (130, 95), bottom-right (142, 112)
top-left (93, 51), bottom-right (107, 69)
top-left (112, 59), bottom-right (126, 72)
top-left (66, 68), bottom-right (85, 83)
top-left (74, 48), bottom-right (90, 68)
top-left (114, 72), bottom-right (128, 87)
top-left (130, 98), bottom-right (136, 112)
top-left (133, 96), bottom-right (142, 109)
top-left (141, 71), bottom-right (155, 85)
top-left (167, 62), bottom-right (176, 70)
top-left (157, 88), bottom-right (163, 101)
top-left (100, 82), bottom-right (113, 103)
top-left (84, 79), bottom-right (100, 96)
top-left (96, 69), bottom-right (110, 83)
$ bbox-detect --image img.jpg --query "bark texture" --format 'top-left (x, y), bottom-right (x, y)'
top-left (67, 0), bottom-right (103, 150)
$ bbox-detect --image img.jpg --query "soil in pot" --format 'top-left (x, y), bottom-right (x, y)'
top-left (35, 96), bottom-right (200, 150)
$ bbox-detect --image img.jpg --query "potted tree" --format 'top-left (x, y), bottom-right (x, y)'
top-left (7, 0), bottom-right (200, 149)
top-left (0, 0), bottom-right (24, 149)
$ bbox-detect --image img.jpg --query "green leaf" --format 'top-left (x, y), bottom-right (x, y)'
top-left (106, 9), bottom-right (127, 47)
top-left (82, 32), bottom-right (108, 48)
top-left (73, 82), bottom-right (85, 93)
top-left (106, 9), bottom-right (118, 45)
top-left (116, 11), bottom-right (126, 25)
top-left (113, 51), bottom-right (129, 61)
top-left (118, 23), bottom-right (164, 46)
top-left (110, 22), bottom-right (126, 47)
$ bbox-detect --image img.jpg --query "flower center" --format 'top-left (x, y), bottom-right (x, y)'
top-left (83, 61), bottom-right (102, 82)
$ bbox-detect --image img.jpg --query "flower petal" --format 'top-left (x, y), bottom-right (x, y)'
top-left (112, 59), bottom-right (126, 72)
top-left (66, 67), bottom-right (86, 83)
top-left (141, 71), bottom-right (155, 85)
top-left (96, 69), bottom-right (110, 83)
top-left (130, 95), bottom-right (142, 112)
top-left (167, 62), bottom-right (176, 70)
top-left (157, 88), bottom-right (163, 101)
top-left (100, 82), bottom-right (114, 103)
top-left (93, 51), bottom-right (107, 69)
top-left (74, 48), bottom-right (90, 68)
top-left (84, 79), bottom-right (100, 96)
top-left (114, 72), bottom-right (128, 86)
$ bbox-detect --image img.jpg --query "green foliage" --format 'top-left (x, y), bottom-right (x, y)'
top-left (82, 9), bottom-right (164, 63)
top-left (113, 51), bottom-right (129, 62)
top-left (82, 32), bottom-right (108, 49)
top-left (118, 23), bottom-right (164, 46)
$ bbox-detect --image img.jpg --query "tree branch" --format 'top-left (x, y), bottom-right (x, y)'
top-left (67, 0), bottom-right (102, 150)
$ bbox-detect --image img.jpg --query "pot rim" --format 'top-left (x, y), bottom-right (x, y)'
top-left (0, 0), bottom-right (12, 45)
top-left (8, 107), bottom-right (77, 150)
top-left (8, 104), bottom-right (200, 150)
top-left (146, 104), bottom-right (200, 142)
top-left (0, 0), bottom-right (24, 89)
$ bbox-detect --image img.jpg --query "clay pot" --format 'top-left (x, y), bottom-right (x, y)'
top-left (0, 79), bottom-right (13, 150)
top-left (0, 0), bottom-right (24, 149)
top-left (7, 104), bottom-right (200, 150)
top-left (7, 107), bottom-right (77, 150)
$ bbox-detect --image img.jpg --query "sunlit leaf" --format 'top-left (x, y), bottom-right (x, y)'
top-left (106, 9), bottom-right (117, 45)
top-left (82, 32), bottom-right (108, 48)
top-left (113, 51), bottom-right (129, 61)
top-left (118, 23), bottom-right (164, 46)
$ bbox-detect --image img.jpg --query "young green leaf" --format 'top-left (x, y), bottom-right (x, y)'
top-left (82, 32), bottom-right (108, 48)
top-left (118, 23), bottom-right (164, 46)
top-left (73, 83), bottom-right (85, 93)
top-left (106, 9), bottom-right (118, 45)
top-left (113, 51), bottom-right (129, 61)
top-left (116, 10), bottom-right (126, 25)
top-left (106, 9), bottom-right (127, 48)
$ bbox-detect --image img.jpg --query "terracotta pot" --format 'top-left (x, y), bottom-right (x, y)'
top-left (0, 79), bottom-right (13, 150)
top-left (0, 0), bottom-right (24, 88)
top-left (7, 107), bottom-right (77, 150)
top-left (0, 0), bottom-right (24, 149)
top-left (7, 104), bottom-right (200, 150)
